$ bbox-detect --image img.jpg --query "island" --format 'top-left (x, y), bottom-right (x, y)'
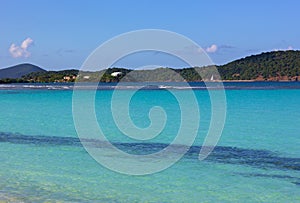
top-left (0, 50), bottom-right (299, 83)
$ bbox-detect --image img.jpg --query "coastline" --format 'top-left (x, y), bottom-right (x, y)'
top-left (2, 80), bottom-right (300, 85)
top-left (1, 81), bottom-right (300, 91)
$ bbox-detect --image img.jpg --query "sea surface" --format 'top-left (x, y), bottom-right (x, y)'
top-left (0, 82), bottom-right (299, 202)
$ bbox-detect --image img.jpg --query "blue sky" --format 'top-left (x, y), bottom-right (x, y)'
top-left (0, 0), bottom-right (299, 70)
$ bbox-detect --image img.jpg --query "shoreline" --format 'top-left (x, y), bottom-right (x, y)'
top-left (1, 81), bottom-right (300, 91)
top-left (1, 80), bottom-right (300, 85)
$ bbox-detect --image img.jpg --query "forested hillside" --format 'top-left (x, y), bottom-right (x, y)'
top-left (217, 50), bottom-right (300, 80)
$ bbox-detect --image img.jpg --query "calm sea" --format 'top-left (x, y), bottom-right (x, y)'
top-left (0, 82), bottom-right (299, 202)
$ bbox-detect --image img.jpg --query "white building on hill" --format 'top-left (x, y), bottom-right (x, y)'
top-left (111, 72), bottom-right (123, 77)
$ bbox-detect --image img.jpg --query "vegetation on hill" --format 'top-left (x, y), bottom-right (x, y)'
top-left (0, 50), bottom-right (300, 83)
top-left (23, 69), bottom-right (79, 83)
top-left (217, 50), bottom-right (300, 80)
top-left (19, 68), bottom-right (131, 83)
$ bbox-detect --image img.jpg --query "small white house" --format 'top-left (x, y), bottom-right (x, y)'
top-left (83, 76), bottom-right (90, 79)
top-left (111, 72), bottom-right (122, 77)
top-left (63, 75), bottom-right (76, 81)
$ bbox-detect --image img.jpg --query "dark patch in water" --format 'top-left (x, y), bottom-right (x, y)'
top-left (201, 147), bottom-right (300, 171)
top-left (0, 132), bottom-right (300, 173)
top-left (292, 182), bottom-right (300, 186)
top-left (236, 172), bottom-right (300, 186)
top-left (0, 132), bottom-right (82, 146)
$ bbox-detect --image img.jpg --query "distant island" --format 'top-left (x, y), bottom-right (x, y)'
top-left (0, 50), bottom-right (300, 83)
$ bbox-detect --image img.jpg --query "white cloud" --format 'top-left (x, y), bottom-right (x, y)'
top-left (9, 37), bottom-right (34, 58)
top-left (287, 45), bottom-right (293, 50)
top-left (206, 44), bottom-right (218, 53)
top-left (9, 44), bottom-right (24, 58)
top-left (21, 38), bottom-right (33, 50)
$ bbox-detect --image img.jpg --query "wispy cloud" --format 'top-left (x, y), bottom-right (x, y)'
top-left (206, 44), bottom-right (218, 53)
top-left (273, 45), bottom-right (294, 52)
top-left (9, 38), bottom-right (34, 58)
top-left (64, 49), bottom-right (75, 53)
top-left (173, 45), bottom-right (204, 56)
top-left (219, 44), bottom-right (235, 49)
top-left (56, 48), bottom-right (76, 56)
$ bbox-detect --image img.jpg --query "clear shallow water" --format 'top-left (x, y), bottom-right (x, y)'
top-left (0, 83), bottom-right (299, 202)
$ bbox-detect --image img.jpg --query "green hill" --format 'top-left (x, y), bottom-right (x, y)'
top-left (217, 50), bottom-right (300, 81)
top-left (0, 63), bottom-right (46, 79)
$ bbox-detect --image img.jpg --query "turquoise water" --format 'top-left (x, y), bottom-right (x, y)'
top-left (0, 83), bottom-right (299, 202)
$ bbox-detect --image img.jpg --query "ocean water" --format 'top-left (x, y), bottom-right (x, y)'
top-left (0, 82), bottom-right (299, 202)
